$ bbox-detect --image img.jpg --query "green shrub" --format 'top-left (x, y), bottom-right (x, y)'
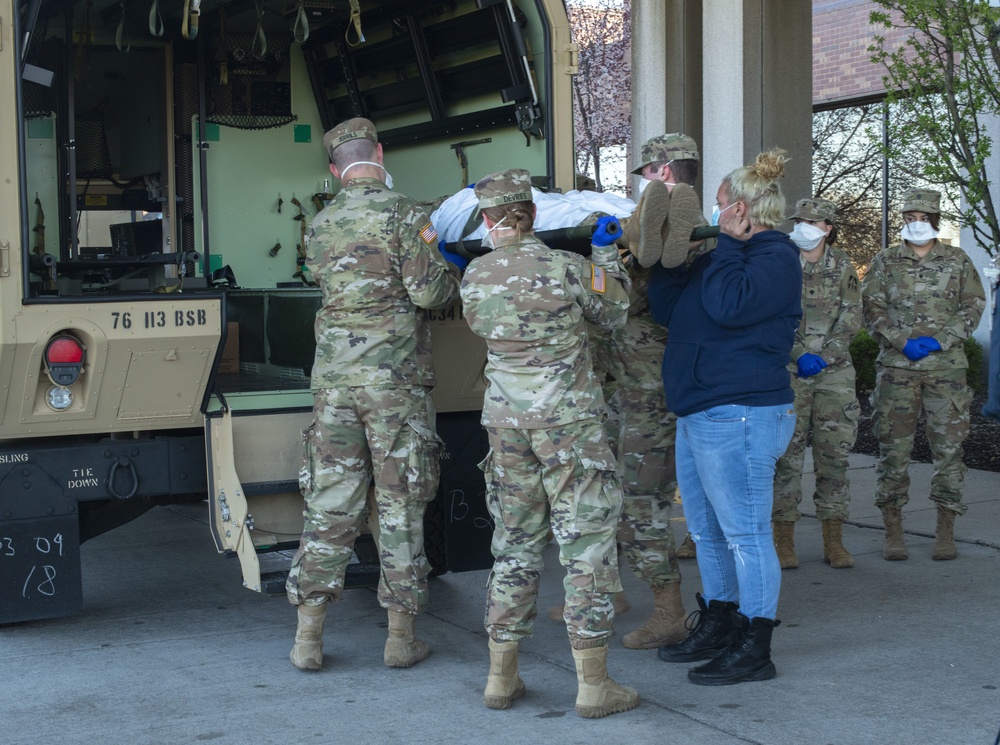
top-left (964, 336), bottom-right (984, 393)
top-left (849, 329), bottom-right (985, 396)
top-left (850, 328), bottom-right (879, 397)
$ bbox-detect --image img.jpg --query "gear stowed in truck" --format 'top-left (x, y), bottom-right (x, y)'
top-left (0, 0), bottom-right (579, 623)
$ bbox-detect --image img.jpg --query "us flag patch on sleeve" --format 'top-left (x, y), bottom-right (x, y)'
top-left (591, 264), bottom-right (606, 293)
top-left (419, 222), bottom-right (438, 244)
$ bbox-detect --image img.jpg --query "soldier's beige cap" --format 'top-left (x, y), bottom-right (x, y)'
top-left (902, 187), bottom-right (941, 214)
top-left (789, 197), bottom-right (837, 223)
top-left (323, 117), bottom-right (378, 160)
top-left (474, 168), bottom-right (533, 209)
top-left (630, 133), bottom-right (700, 175)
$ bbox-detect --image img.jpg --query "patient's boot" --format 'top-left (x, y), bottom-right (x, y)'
top-left (660, 182), bottom-right (709, 268)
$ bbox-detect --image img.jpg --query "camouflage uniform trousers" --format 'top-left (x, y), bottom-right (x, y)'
top-left (871, 366), bottom-right (972, 515)
top-left (605, 384), bottom-right (681, 588)
top-left (773, 364), bottom-right (860, 522)
top-left (286, 385), bottom-right (442, 611)
top-left (481, 419), bottom-right (624, 649)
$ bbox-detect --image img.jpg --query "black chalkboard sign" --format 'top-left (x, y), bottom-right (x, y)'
top-left (0, 516), bottom-right (82, 624)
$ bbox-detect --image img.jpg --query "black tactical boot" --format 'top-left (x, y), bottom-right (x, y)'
top-left (687, 615), bottom-right (780, 686)
top-left (657, 593), bottom-right (740, 663)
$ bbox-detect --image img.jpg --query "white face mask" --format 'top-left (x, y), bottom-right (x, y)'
top-left (901, 221), bottom-right (938, 245)
top-left (789, 222), bottom-right (827, 251)
top-left (482, 216), bottom-right (509, 250)
top-left (340, 160), bottom-right (394, 189)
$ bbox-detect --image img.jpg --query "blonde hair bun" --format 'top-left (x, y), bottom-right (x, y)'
top-left (752, 148), bottom-right (789, 181)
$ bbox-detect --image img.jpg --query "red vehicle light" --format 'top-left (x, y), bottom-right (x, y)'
top-left (46, 336), bottom-right (84, 364)
top-left (45, 335), bottom-right (86, 387)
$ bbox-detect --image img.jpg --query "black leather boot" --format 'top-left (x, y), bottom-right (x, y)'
top-left (687, 615), bottom-right (780, 686)
top-left (657, 593), bottom-right (740, 663)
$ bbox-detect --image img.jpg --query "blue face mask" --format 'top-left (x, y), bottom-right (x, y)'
top-left (711, 202), bottom-right (736, 226)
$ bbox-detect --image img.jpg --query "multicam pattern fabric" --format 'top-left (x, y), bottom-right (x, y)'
top-left (592, 267), bottom-right (680, 586)
top-left (862, 240), bottom-right (984, 372)
top-left (773, 366), bottom-right (860, 521)
top-left (863, 239), bottom-right (985, 511)
top-left (306, 177), bottom-right (460, 389)
top-left (901, 187), bottom-right (941, 214)
top-left (460, 237), bottom-right (630, 428)
top-left (870, 367), bottom-right (972, 513)
top-left (789, 198), bottom-right (837, 223)
top-left (481, 421), bottom-right (624, 648)
top-left (286, 386), bottom-right (442, 611)
top-left (463, 232), bottom-right (630, 648)
top-left (630, 133), bottom-right (699, 174)
top-left (774, 246), bottom-right (862, 522)
top-left (474, 168), bottom-right (533, 209)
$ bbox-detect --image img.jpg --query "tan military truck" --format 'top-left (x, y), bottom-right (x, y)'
top-left (0, 0), bottom-right (578, 623)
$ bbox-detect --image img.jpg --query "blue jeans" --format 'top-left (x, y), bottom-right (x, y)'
top-left (676, 403), bottom-right (796, 619)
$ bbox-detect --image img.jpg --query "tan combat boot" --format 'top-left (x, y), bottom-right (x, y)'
top-left (676, 533), bottom-right (697, 559)
top-left (932, 506), bottom-right (958, 561)
top-left (572, 645), bottom-right (639, 719)
top-left (622, 582), bottom-right (687, 649)
top-left (483, 639), bottom-right (525, 710)
top-left (821, 519), bottom-right (854, 568)
top-left (881, 506), bottom-right (908, 561)
top-left (384, 609), bottom-right (430, 668)
top-left (290, 602), bottom-right (327, 671)
top-left (548, 591), bottom-right (630, 623)
top-left (772, 521), bottom-right (799, 569)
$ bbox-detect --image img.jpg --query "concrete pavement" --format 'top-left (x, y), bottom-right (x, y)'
top-left (1, 452), bottom-right (998, 745)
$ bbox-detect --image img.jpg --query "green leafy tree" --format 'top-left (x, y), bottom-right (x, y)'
top-left (869, 0), bottom-right (1000, 256)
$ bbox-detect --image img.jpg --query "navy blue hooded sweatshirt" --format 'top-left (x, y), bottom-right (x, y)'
top-left (647, 230), bottom-right (802, 417)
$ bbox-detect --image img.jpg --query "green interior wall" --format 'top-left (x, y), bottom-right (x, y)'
top-left (194, 51), bottom-right (330, 289)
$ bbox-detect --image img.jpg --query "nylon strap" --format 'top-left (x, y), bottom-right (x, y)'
top-left (346, 0), bottom-right (365, 46)
top-left (292, 0), bottom-right (309, 44)
top-left (115, 0), bottom-right (130, 52)
top-left (148, 0), bottom-right (163, 37)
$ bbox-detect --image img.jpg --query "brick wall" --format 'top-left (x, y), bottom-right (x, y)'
top-left (813, 0), bottom-right (911, 105)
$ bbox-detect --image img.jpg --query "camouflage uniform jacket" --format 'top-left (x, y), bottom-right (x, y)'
top-left (306, 177), bottom-right (460, 390)
top-left (862, 240), bottom-right (985, 371)
top-left (592, 267), bottom-right (667, 392)
top-left (789, 246), bottom-right (861, 371)
top-left (461, 236), bottom-right (631, 428)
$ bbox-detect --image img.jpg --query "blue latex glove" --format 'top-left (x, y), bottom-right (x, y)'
top-left (796, 353), bottom-right (828, 378)
top-left (917, 336), bottom-right (942, 355)
top-left (902, 338), bottom-right (929, 361)
top-left (591, 216), bottom-right (622, 247)
top-left (438, 240), bottom-right (469, 271)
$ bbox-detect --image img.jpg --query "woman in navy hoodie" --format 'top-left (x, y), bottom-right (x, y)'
top-left (648, 149), bottom-right (802, 686)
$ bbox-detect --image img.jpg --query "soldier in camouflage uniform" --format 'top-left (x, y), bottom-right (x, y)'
top-left (590, 267), bottom-right (688, 649)
top-left (623, 133), bottom-right (710, 270)
top-left (460, 169), bottom-right (639, 718)
top-left (285, 117), bottom-right (461, 672)
top-left (614, 133), bottom-right (708, 569)
top-left (772, 198), bottom-right (861, 570)
top-left (862, 187), bottom-right (985, 561)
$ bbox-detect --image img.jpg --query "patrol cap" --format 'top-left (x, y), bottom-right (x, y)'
top-left (630, 133), bottom-right (700, 175)
top-left (323, 117), bottom-right (378, 160)
top-left (901, 187), bottom-right (941, 214)
top-left (474, 168), bottom-right (533, 209)
top-left (789, 197), bottom-right (837, 223)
